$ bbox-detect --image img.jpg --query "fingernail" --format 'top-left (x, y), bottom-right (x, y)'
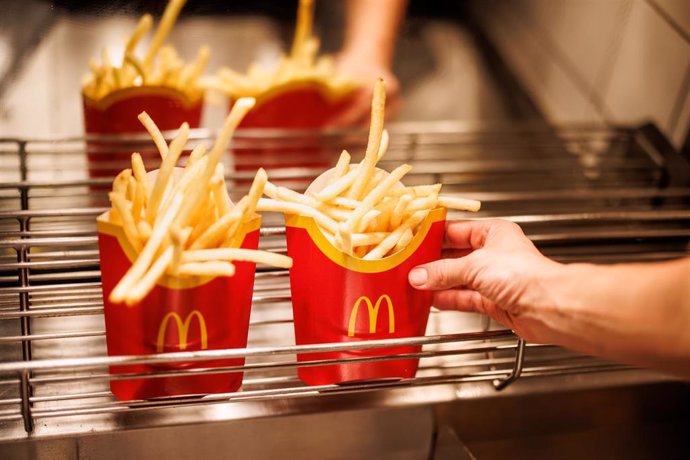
top-left (409, 268), bottom-right (428, 287)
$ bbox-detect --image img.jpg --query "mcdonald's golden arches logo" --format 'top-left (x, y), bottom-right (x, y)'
top-left (347, 295), bottom-right (395, 337)
top-left (157, 310), bottom-right (208, 353)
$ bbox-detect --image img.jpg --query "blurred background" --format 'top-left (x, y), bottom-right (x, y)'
top-left (1, 0), bottom-right (686, 156)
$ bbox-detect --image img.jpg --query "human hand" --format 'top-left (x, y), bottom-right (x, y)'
top-left (408, 220), bottom-right (564, 344)
top-left (327, 51), bottom-right (401, 127)
top-left (410, 219), bottom-right (690, 377)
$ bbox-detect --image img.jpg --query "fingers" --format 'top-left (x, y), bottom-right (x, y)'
top-left (326, 59), bottom-right (402, 128)
top-left (442, 220), bottom-right (491, 250)
top-left (384, 92), bottom-right (402, 120)
top-left (413, 220), bottom-right (536, 290)
top-left (432, 289), bottom-right (516, 333)
top-left (409, 255), bottom-right (479, 290)
top-left (443, 219), bottom-right (528, 250)
top-left (326, 89), bottom-right (371, 128)
top-left (329, 85), bottom-right (400, 128)
top-left (432, 288), bottom-right (488, 314)
top-left (441, 248), bottom-right (473, 259)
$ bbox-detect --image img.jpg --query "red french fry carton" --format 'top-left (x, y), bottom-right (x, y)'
top-left (284, 170), bottom-right (447, 385)
top-left (96, 211), bottom-right (259, 401)
top-left (230, 81), bottom-right (360, 185)
top-left (83, 87), bottom-right (203, 181)
top-left (235, 81), bottom-right (359, 129)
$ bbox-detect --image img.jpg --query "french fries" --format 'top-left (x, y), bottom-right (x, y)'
top-left (207, 0), bottom-right (358, 100)
top-left (82, 0), bottom-right (209, 102)
top-left (107, 97), bottom-right (292, 306)
top-left (256, 79), bottom-right (482, 259)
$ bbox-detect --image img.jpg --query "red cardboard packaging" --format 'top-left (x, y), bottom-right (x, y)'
top-left (83, 87), bottom-right (203, 180)
top-left (234, 81), bottom-right (358, 129)
top-left (97, 211), bottom-right (259, 401)
top-left (230, 81), bottom-right (360, 184)
top-left (284, 169), bottom-right (446, 385)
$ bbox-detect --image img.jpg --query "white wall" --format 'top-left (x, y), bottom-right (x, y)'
top-left (473, 0), bottom-right (690, 149)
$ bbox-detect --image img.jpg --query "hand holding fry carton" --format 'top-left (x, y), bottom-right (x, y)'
top-left (257, 79), bottom-right (481, 384)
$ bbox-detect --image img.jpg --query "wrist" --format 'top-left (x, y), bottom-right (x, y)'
top-left (545, 262), bottom-right (591, 314)
top-left (526, 260), bottom-right (585, 319)
top-left (340, 20), bottom-right (396, 67)
top-left (339, 43), bottom-right (393, 69)
top-left (512, 261), bottom-right (597, 349)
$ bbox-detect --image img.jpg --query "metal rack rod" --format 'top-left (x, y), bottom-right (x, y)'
top-left (0, 330), bottom-right (516, 374)
top-left (0, 123), bottom-right (687, 438)
top-left (28, 373), bottom-right (511, 420)
top-left (25, 343), bottom-right (520, 387)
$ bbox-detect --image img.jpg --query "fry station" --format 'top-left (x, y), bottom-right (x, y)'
top-left (1, 0), bottom-right (689, 458)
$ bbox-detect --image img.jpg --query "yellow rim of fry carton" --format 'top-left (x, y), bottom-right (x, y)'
top-left (84, 86), bottom-right (203, 112)
top-left (98, 212), bottom-right (261, 289)
top-left (285, 207), bottom-right (446, 273)
top-left (235, 78), bottom-right (358, 105)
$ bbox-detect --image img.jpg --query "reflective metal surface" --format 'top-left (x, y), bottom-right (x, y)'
top-left (0, 123), bottom-right (688, 452)
top-left (2, 5), bottom-right (688, 459)
top-left (436, 381), bottom-right (690, 460)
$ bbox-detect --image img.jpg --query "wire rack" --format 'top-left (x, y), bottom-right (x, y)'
top-left (0, 122), bottom-right (689, 440)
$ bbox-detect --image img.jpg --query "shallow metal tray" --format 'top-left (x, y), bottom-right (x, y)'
top-left (0, 122), bottom-right (688, 442)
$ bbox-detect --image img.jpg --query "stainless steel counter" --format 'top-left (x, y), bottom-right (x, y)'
top-left (1, 123), bottom-right (689, 459)
top-left (1, 5), bottom-right (689, 459)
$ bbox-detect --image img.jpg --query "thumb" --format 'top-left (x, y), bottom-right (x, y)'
top-left (408, 255), bottom-right (477, 291)
top-left (327, 95), bottom-right (370, 128)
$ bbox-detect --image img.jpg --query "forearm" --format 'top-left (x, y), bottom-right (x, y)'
top-left (537, 258), bottom-right (690, 377)
top-left (342, 0), bottom-right (407, 68)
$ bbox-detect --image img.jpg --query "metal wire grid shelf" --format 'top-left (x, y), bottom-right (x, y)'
top-left (0, 122), bottom-right (688, 439)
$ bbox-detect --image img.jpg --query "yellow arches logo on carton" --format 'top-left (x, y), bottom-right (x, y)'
top-left (156, 310), bottom-right (208, 353)
top-left (347, 295), bottom-right (395, 337)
